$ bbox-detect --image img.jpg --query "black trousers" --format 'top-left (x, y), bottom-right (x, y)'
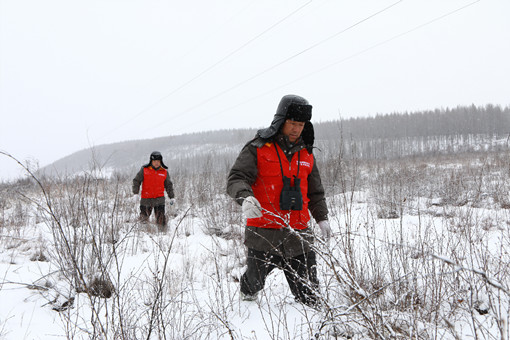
top-left (139, 205), bottom-right (166, 226)
top-left (240, 248), bottom-right (319, 306)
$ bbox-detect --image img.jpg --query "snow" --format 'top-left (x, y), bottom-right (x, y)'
top-left (1, 174), bottom-right (510, 339)
top-left (0, 199), bottom-right (324, 339)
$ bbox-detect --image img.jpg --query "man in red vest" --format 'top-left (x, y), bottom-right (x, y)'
top-left (133, 151), bottom-right (175, 230)
top-left (227, 94), bottom-right (331, 307)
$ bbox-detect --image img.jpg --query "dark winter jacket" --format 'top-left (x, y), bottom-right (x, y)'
top-left (227, 134), bottom-right (328, 257)
top-left (132, 166), bottom-right (174, 207)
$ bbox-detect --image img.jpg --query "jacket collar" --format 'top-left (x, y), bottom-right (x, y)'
top-left (275, 134), bottom-right (305, 155)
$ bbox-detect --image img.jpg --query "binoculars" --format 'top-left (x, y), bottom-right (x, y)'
top-left (280, 176), bottom-right (303, 211)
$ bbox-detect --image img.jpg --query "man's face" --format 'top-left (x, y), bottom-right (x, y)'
top-left (151, 160), bottom-right (161, 168)
top-left (281, 119), bottom-right (305, 143)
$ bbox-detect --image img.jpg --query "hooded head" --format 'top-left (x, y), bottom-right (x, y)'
top-left (257, 94), bottom-right (314, 148)
top-left (146, 151), bottom-right (168, 169)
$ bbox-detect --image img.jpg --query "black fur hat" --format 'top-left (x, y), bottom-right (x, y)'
top-left (286, 102), bottom-right (312, 122)
top-left (257, 94), bottom-right (314, 149)
top-left (145, 151), bottom-right (168, 169)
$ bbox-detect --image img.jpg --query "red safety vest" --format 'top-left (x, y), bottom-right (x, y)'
top-left (247, 142), bottom-right (313, 229)
top-left (141, 166), bottom-right (167, 199)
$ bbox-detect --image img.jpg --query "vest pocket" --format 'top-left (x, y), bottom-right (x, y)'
top-left (258, 155), bottom-right (281, 177)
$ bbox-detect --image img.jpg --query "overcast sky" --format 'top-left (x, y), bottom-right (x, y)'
top-left (1, 0), bottom-right (509, 181)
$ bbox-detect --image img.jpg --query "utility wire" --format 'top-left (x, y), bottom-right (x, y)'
top-left (144, 0), bottom-right (406, 134)
top-left (283, 0), bottom-right (483, 88)
top-left (168, 0), bottom-right (482, 135)
top-left (97, 0), bottom-right (313, 141)
top-left (168, 0), bottom-right (258, 68)
top-left (93, 0), bottom-right (257, 142)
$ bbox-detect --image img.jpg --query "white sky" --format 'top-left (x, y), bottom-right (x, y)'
top-left (1, 0), bottom-right (509, 181)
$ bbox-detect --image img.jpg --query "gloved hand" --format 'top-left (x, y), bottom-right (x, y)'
top-left (169, 198), bottom-right (175, 206)
top-left (242, 196), bottom-right (263, 218)
top-left (318, 220), bottom-right (332, 243)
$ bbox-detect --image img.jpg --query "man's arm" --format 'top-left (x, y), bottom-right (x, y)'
top-left (164, 173), bottom-right (174, 199)
top-left (132, 167), bottom-right (144, 194)
top-left (307, 156), bottom-right (328, 222)
top-left (227, 143), bottom-right (258, 205)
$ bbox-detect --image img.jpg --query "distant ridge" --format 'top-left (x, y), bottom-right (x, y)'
top-left (39, 128), bottom-right (257, 178)
top-left (40, 105), bottom-right (510, 178)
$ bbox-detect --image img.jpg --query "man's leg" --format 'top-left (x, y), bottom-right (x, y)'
top-left (154, 205), bottom-right (166, 228)
top-left (283, 251), bottom-right (320, 306)
top-left (139, 205), bottom-right (152, 223)
top-left (240, 248), bottom-right (277, 298)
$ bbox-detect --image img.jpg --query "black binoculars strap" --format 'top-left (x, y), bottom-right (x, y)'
top-left (274, 143), bottom-right (300, 180)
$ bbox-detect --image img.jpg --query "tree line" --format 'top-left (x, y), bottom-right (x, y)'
top-left (317, 104), bottom-right (510, 140)
top-left (313, 104), bottom-right (510, 161)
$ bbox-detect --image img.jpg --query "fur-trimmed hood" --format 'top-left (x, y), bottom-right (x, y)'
top-left (256, 94), bottom-right (314, 149)
top-left (144, 151), bottom-right (168, 169)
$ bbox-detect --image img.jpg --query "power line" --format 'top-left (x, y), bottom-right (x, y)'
top-left (144, 0), bottom-right (406, 134)
top-left (93, 0), bottom-right (258, 142)
top-left (168, 0), bottom-right (482, 135)
top-left (97, 0), bottom-right (314, 142)
top-left (168, 0), bottom-right (259, 67)
top-left (281, 0), bottom-right (482, 87)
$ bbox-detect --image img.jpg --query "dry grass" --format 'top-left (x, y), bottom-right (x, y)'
top-left (1, 149), bottom-right (509, 339)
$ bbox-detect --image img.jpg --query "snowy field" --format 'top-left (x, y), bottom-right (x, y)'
top-left (1, 152), bottom-right (510, 339)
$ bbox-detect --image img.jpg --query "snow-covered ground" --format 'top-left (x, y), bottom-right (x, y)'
top-left (1, 164), bottom-right (510, 339)
top-left (0, 196), bottom-right (327, 339)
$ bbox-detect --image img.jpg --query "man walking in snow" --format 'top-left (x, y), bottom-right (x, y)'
top-left (227, 94), bottom-right (331, 307)
top-left (133, 151), bottom-right (175, 230)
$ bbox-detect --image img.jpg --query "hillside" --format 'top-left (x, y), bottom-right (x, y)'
top-left (38, 128), bottom-right (257, 178)
top-left (38, 104), bottom-right (510, 180)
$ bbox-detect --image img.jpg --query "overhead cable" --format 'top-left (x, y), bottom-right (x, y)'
top-left (97, 0), bottom-right (313, 142)
top-left (147, 0), bottom-right (406, 132)
top-left (168, 0), bottom-right (482, 135)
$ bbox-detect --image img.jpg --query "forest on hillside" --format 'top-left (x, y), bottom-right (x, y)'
top-left (322, 104), bottom-right (510, 139)
top-left (29, 104), bottom-right (510, 181)
top-left (314, 104), bottom-right (510, 162)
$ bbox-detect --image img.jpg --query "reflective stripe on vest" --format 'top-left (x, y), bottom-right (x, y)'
top-left (247, 142), bottom-right (313, 229)
top-left (141, 167), bottom-right (167, 199)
